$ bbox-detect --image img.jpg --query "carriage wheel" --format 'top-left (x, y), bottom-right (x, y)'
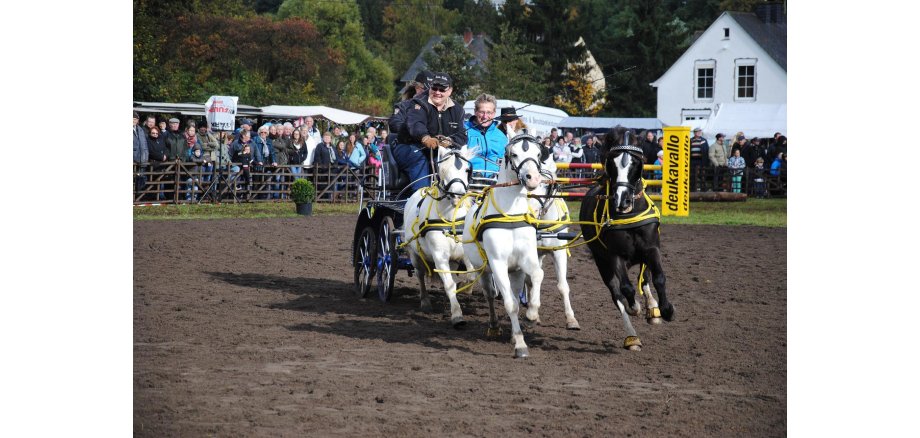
top-left (353, 226), bottom-right (377, 298)
top-left (376, 216), bottom-right (398, 303)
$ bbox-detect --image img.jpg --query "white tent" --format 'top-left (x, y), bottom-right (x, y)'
top-left (260, 105), bottom-right (371, 126)
top-left (462, 99), bottom-right (568, 138)
top-left (703, 103), bottom-right (786, 139)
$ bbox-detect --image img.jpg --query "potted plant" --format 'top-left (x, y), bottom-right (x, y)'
top-left (290, 178), bottom-right (316, 216)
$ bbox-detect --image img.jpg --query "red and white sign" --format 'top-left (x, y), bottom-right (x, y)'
top-left (205, 96), bottom-right (238, 131)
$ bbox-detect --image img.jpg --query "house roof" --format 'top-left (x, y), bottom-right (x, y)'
top-left (400, 34), bottom-right (493, 83)
top-left (651, 11), bottom-right (787, 86)
top-left (728, 12), bottom-right (787, 70)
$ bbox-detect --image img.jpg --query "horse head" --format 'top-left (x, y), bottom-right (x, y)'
top-left (602, 127), bottom-right (644, 214)
top-left (505, 133), bottom-right (543, 191)
top-left (436, 145), bottom-right (477, 206)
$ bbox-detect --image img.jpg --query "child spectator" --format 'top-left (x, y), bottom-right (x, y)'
top-left (727, 149), bottom-right (746, 193)
top-left (752, 157), bottom-right (767, 198)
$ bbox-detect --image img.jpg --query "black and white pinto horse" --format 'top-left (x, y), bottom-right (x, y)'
top-left (579, 127), bottom-right (675, 351)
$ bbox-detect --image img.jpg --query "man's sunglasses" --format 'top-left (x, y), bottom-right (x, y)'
top-left (431, 85), bottom-right (449, 92)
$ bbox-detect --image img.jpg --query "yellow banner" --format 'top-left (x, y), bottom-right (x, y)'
top-left (661, 126), bottom-right (690, 216)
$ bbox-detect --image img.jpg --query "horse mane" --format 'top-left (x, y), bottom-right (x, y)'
top-left (600, 126), bottom-right (637, 157)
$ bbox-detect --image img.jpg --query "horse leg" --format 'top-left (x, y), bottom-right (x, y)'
top-left (620, 276), bottom-right (641, 317)
top-left (606, 258), bottom-right (641, 351)
top-left (410, 252), bottom-right (433, 313)
top-left (523, 259), bottom-right (544, 326)
top-left (638, 265), bottom-right (662, 324)
top-left (482, 272), bottom-right (501, 338)
top-left (433, 254), bottom-right (465, 328)
top-left (645, 248), bottom-right (675, 322)
top-left (553, 249), bottom-right (580, 330)
top-left (491, 260), bottom-right (529, 358)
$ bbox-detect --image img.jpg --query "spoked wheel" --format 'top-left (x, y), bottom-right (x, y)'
top-left (376, 216), bottom-right (399, 303)
top-left (353, 226), bottom-right (377, 298)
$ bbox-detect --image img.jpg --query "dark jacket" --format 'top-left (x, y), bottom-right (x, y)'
top-left (273, 136), bottom-right (293, 165)
top-left (391, 97), bottom-right (418, 145)
top-left (640, 139), bottom-right (659, 166)
top-left (407, 95), bottom-right (467, 147)
top-left (164, 130), bottom-right (186, 161)
top-left (147, 134), bottom-right (168, 162)
top-left (313, 142), bottom-right (336, 166)
top-left (582, 146), bottom-right (601, 164)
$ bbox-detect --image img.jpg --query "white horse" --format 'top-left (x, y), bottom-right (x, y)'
top-left (403, 145), bottom-right (478, 327)
top-left (463, 134), bottom-right (544, 358)
top-left (526, 154), bottom-right (580, 330)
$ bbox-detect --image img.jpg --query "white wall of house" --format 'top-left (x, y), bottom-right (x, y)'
top-left (652, 13), bottom-right (787, 127)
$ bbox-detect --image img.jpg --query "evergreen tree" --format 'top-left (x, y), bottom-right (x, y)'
top-left (483, 23), bottom-right (549, 105)
top-left (380, 0), bottom-right (460, 79)
top-left (422, 35), bottom-right (483, 102)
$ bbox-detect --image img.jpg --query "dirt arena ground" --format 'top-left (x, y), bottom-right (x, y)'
top-left (134, 215), bottom-right (786, 437)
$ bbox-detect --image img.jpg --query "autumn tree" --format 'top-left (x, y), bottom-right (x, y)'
top-left (553, 63), bottom-right (604, 116)
top-left (277, 0), bottom-right (394, 114)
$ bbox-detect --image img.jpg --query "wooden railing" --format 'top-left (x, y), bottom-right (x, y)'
top-left (133, 160), bottom-right (379, 204)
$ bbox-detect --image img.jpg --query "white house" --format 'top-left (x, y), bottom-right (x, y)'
top-left (650, 4), bottom-right (786, 137)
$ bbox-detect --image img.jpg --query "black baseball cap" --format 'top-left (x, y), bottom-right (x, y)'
top-left (431, 72), bottom-right (452, 87)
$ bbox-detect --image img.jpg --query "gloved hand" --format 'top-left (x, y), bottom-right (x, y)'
top-left (421, 135), bottom-right (439, 149)
top-left (436, 135), bottom-right (452, 148)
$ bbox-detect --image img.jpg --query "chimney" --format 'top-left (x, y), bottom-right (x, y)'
top-left (754, 2), bottom-right (786, 24)
top-left (463, 28), bottom-right (473, 45)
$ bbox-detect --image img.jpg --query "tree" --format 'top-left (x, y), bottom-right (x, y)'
top-left (482, 23), bottom-right (549, 104)
top-left (277, 0), bottom-right (394, 114)
top-left (379, 0), bottom-right (460, 78)
top-left (422, 35), bottom-right (483, 102)
top-left (553, 63), bottom-right (604, 116)
top-left (580, 0), bottom-right (690, 116)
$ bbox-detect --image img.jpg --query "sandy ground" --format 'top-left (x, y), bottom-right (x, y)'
top-left (134, 215), bottom-right (786, 436)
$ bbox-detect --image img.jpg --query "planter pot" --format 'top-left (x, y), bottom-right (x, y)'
top-left (295, 202), bottom-right (313, 216)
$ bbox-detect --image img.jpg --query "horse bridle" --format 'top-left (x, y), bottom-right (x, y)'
top-left (607, 145), bottom-right (645, 196)
top-left (434, 147), bottom-right (472, 200)
top-left (505, 134), bottom-right (543, 184)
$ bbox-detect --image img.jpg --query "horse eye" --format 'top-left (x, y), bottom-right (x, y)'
top-left (511, 153), bottom-right (518, 158)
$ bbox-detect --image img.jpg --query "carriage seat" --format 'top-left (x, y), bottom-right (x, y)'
top-left (380, 144), bottom-right (411, 195)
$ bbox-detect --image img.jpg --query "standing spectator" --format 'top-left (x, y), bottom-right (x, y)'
top-left (158, 119), bottom-right (168, 136)
top-left (133, 111), bottom-right (149, 197)
top-left (143, 115), bottom-right (157, 136)
top-left (182, 126), bottom-right (206, 201)
top-left (303, 116), bottom-right (321, 144)
top-left (465, 93), bottom-right (505, 177)
top-left (252, 124), bottom-right (276, 199)
top-left (377, 128), bottom-right (389, 145)
top-left (769, 135), bottom-right (787, 161)
top-left (770, 152), bottom-right (785, 176)
top-left (289, 129), bottom-right (306, 180)
top-left (570, 136), bottom-right (585, 163)
top-left (582, 135), bottom-right (601, 164)
top-left (689, 127), bottom-right (709, 191)
top-left (146, 127), bottom-right (169, 200)
top-left (709, 133), bottom-right (728, 191)
top-left (548, 128), bottom-right (560, 144)
top-left (742, 137), bottom-right (764, 169)
top-left (347, 134), bottom-right (367, 169)
top-left (727, 149), bottom-right (746, 193)
top-left (196, 124), bottom-right (219, 157)
top-left (333, 125), bottom-right (347, 138)
top-left (752, 157), bottom-right (767, 198)
top-left (732, 135), bottom-right (747, 157)
top-left (234, 118), bottom-right (253, 141)
top-left (652, 150), bottom-right (665, 193)
top-left (236, 143), bottom-right (253, 193)
top-left (335, 139), bottom-right (349, 167)
top-left (268, 123), bottom-right (280, 142)
top-left (553, 136), bottom-right (572, 163)
top-left (164, 117), bottom-right (185, 161)
top-left (639, 130), bottom-right (658, 166)
top-left (363, 127), bottom-right (381, 171)
top-left (314, 132), bottom-right (336, 167)
top-left (271, 123), bottom-right (294, 199)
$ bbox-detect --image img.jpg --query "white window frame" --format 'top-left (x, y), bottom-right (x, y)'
top-left (681, 108), bottom-right (712, 126)
top-left (734, 58), bottom-right (757, 102)
top-left (694, 60), bottom-right (716, 103)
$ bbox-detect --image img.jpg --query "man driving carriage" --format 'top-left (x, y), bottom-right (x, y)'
top-left (390, 71), bottom-right (467, 197)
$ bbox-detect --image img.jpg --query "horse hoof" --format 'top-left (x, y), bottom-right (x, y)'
top-left (566, 321), bottom-right (581, 330)
top-left (624, 336), bottom-right (642, 350)
top-left (626, 305), bottom-right (640, 317)
top-left (661, 304), bottom-right (675, 322)
top-left (451, 317), bottom-right (466, 329)
top-left (514, 347), bottom-right (530, 359)
top-left (486, 327), bottom-right (502, 338)
top-left (647, 307), bottom-right (662, 324)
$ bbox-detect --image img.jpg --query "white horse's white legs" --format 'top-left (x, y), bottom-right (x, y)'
top-left (642, 282), bottom-right (662, 324)
top-left (553, 250), bottom-right (580, 329)
top-left (491, 260), bottom-right (529, 358)
top-left (432, 252), bottom-right (464, 327)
